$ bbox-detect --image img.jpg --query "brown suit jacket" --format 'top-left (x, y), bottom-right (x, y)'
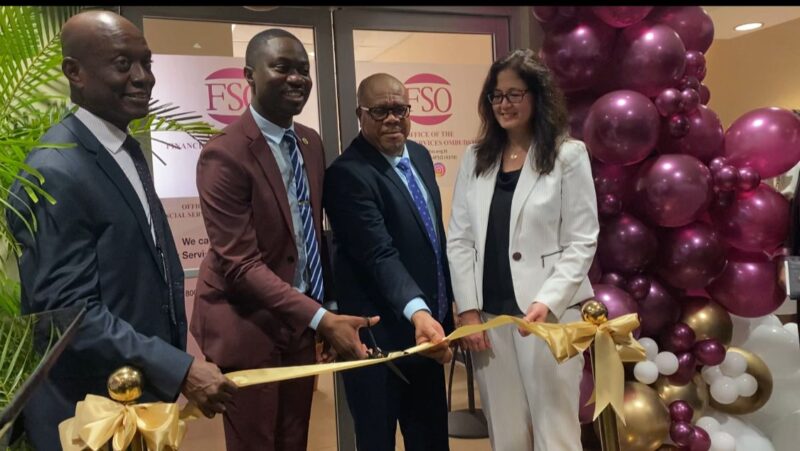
top-left (191, 109), bottom-right (325, 370)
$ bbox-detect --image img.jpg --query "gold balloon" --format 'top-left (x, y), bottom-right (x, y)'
top-left (598, 382), bottom-right (670, 451)
top-left (582, 299), bottom-right (608, 325)
top-left (657, 446), bottom-right (680, 451)
top-left (107, 366), bottom-right (143, 404)
top-left (654, 373), bottom-right (710, 423)
top-left (679, 297), bottom-right (733, 345)
top-left (710, 347), bottom-right (772, 415)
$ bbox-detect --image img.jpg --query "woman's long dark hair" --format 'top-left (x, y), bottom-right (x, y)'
top-left (474, 49), bottom-right (568, 177)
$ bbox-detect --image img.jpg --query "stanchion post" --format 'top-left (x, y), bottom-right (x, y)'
top-left (107, 366), bottom-right (146, 451)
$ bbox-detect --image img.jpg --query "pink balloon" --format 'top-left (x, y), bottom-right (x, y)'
top-left (598, 193), bottom-right (622, 217)
top-left (684, 51), bottom-right (706, 79)
top-left (707, 258), bottom-right (785, 317)
top-left (615, 21), bottom-right (686, 97)
top-left (584, 90), bottom-right (660, 165)
top-left (723, 107), bottom-right (800, 179)
top-left (669, 351), bottom-right (698, 385)
top-left (670, 400), bottom-right (694, 422)
top-left (714, 165), bottom-right (738, 192)
top-left (633, 154), bottom-right (713, 228)
top-left (680, 88), bottom-right (700, 114)
top-left (693, 338), bottom-right (725, 366)
top-left (638, 278), bottom-right (681, 337)
top-left (531, 6), bottom-right (558, 22)
top-left (671, 421), bottom-right (695, 447)
top-left (668, 114), bottom-right (690, 138)
top-left (650, 6), bottom-right (715, 53)
top-left (711, 182), bottom-right (789, 253)
top-left (680, 75), bottom-right (701, 92)
top-left (698, 84), bottom-right (710, 105)
top-left (688, 426), bottom-right (712, 451)
top-left (659, 105), bottom-right (724, 164)
top-left (708, 156), bottom-right (728, 173)
top-left (567, 93), bottom-right (597, 140)
top-left (592, 284), bottom-right (640, 337)
top-left (591, 159), bottom-right (639, 199)
top-left (591, 6), bottom-right (653, 28)
top-left (655, 88), bottom-right (682, 117)
top-left (597, 213), bottom-right (658, 275)
top-left (737, 167), bottom-right (760, 192)
top-left (601, 271), bottom-right (626, 288)
top-left (541, 17), bottom-right (616, 93)
top-left (655, 221), bottom-right (726, 289)
top-left (626, 275), bottom-right (651, 300)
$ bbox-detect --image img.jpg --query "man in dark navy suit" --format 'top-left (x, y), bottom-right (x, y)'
top-left (6, 10), bottom-right (236, 448)
top-left (324, 73), bottom-right (454, 451)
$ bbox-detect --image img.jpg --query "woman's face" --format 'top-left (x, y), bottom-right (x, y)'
top-left (491, 68), bottom-right (533, 134)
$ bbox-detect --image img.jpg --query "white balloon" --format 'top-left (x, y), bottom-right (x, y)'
top-left (735, 373), bottom-right (758, 397)
top-left (638, 337), bottom-right (658, 361)
top-left (771, 409), bottom-right (800, 451)
top-left (741, 321), bottom-right (800, 375)
top-left (696, 415), bottom-right (721, 434)
top-left (702, 365), bottom-right (724, 384)
top-left (655, 351), bottom-right (679, 375)
top-left (711, 376), bottom-right (739, 404)
top-left (720, 351), bottom-right (748, 377)
top-left (709, 410), bottom-right (775, 451)
top-left (709, 431), bottom-right (736, 451)
top-left (633, 360), bottom-right (659, 384)
top-left (736, 433), bottom-right (776, 451)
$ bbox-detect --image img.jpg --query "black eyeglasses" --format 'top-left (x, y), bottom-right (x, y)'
top-left (487, 89), bottom-right (529, 105)
top-left (358, 104), bottom-right (412, 121)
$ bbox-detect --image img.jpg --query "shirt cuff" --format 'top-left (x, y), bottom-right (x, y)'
top-left (403, 297), bottom-right (431, 321)
top-left (309, 307), bottom-right (327, 330)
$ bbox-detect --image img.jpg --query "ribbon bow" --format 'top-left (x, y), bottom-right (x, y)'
top-left (58, 394), bottom-right (185, 451)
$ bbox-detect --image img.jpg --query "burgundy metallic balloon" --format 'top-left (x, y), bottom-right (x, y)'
top-left (688, 426), bottom-right (711, 451)
top-left (597, 213), bottom-right (658, 275)
top-left (531, 6), bottom-right (558, 22)
top-left (723, 107), bottom-right (800, 179)
top-left (714, 190), bottom-right (734, 209)
top-left (669, 400), bottom-right (694, 422)
top-left (680, 88), bottom-right (700, 114)
top-left (659, 105), bottom-right (724, 164)
top-left (638, 278), bottom-right (681, 337)
top-left (615, 21), bottom-right (687, 97)
top-left (668, 114), bottom-right (690, 138)
top-left (714, 165), bottom-right (738, 192)
top-left (584, 90), bottom-right (660, 165)
top-left (633, 154), bottom-right (713, 228)
top-left (693, 339), bottom-right (726, 366)
top-left (698, 84), bottom-right (710, 105)
top-left (649, 6), bottom-right (715, 53)
top-left (680, 75), bottom-right (701, 92)
top-left (567, 93), bottom-right (597, 140)
top-left (600, 272), bottom-right (627, 288)
top-left (669, 351), bottom-right (698, 385)
top-left (541, 16), bottom-right (616, 93)
top-left (656, 221), bottom-right (726, 290)
top-left (708, 156), bottom-right (728, 174)
top-left (591, 159), bottom-right (640, 199)
top-left (737, 167), bottom-right (760, 192)
top-left (655, 88), bottom-right (683, 117)
top-left (670, 421), bottom-right (695, 447)
top-left (626, 275), bottom-right (651, 300)
top-left (598, 193), bottom-right (623, 217)
top-left (589, 257), bottom-right (603, 284)
top-left (684, 51), bottom-right (706, 79)
top-left (707, 258), bottom-right (785, 317)
top-left (592, 284), bottom-right (640, 336)
top-left (711, 182), bottom-right (789, 253)
top-left (591, 6), bottom-right (653, 28)
top-left (664, 323), bottom-right (696, 353)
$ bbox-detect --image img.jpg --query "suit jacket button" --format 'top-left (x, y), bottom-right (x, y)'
top-left (512, 252), bottom-right (522, 261)
top-left (287, 255), bottom-right (296, 263)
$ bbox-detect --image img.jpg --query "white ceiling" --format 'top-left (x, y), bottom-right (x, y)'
top-left (704, 6), bottom-right (800, 39)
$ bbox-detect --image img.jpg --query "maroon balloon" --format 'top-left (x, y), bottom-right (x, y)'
top-left (707, 258), bottom-right (785, 317)
top-left (626, 275), bottom-right (651, 301)
top-left (567, 93), bottom-right (597, 140)
top-left (669, 351), bottom-right (698, 385)
top-left (614, 21), bottom-right (687, 97)
top-left (656, 221), bottom-right (726, 289)
top-left (663, 322), bottom-right (696, 353)
top-left (714, 165), bottom-right (738, 192)
top-left (597, 213), bottom-right (658, 275)
top-left (698, 84), bottom-right (710, 104)
top-left (737, 167), bottom-right (760, 192)
top-left (633, 155), bottom-right (713, 228)
top-left (711, 183), bottom-right (789, 253)
top-left (532, 6), bottom-right (558, 22)
top-left (696, 65), bottom-right (708, 82)
top-left (588, 257), bottom-right (603, 284)
top-left (542, 17), bottom-right (616, 92)
top-left (668, 114), bottom-right (690, 138)
top-left (723, 107), bottom-right (800, 179)
top-left (688, 426), bottom-right (712, 451)
top-left (670, 421), bottom-right (695, 446)
top-left (600, 272), bottom-right (627, 288)
top-left (591, 6), bottom-right (653, 28)
top-left (598, 193), bottom-right (622, 217)
top-left (659, 105), bottom-right (724, 164)
top-left (684, 50), bottom-right (706, 79)
top-left (680, 88), bottom-right (700, 114)
top-left (591, 160), bottom-right (639, 199)
top-left (680, 75), bottom-right (701, 92)
top-left (708, 156), bottom-right (728, 174)
top-left (650, 6), bottom-right (715, 53)
top-left (714, 190), bottom-right (734, 209)
top-left (655, 88), bottom-right (683, 117)
top-left (638, 278), bottom-right (681, 337)
top-left (670, 400), bottom-right (694, 422)
top-left (693, 339), bottom-right (726, 366)
top-left (592, 284), bottom-right (640, 336)
top-left (584, 90), bottom-right (660, 165)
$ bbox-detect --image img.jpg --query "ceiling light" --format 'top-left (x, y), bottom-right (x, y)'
top-left (734, 22), bottom-right (763, 31)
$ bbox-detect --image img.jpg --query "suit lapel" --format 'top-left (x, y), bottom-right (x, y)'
top-left (61, 115), bottom-right (161, 271)
top-left (509, 144), bottom-right (543, 237)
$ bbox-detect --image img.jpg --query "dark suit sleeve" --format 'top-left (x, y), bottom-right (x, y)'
top-left (323, 163), bottom-right (425, 319)
top-left (9, 154), bottom-right (192, 400)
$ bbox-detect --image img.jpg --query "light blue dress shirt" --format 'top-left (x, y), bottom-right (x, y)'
top-left (251, 105), bottom-right (326, 330)
top-left (381, 145), bottom-right (435, 320)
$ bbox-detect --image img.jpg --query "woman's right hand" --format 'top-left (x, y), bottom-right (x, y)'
top-left (458, 309), bottom-right (491, 352)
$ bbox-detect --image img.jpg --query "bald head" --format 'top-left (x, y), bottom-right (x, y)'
top-left (62, 10), bottom-right (140, 60)
top-left (357, 73), bottom-right (406, 106)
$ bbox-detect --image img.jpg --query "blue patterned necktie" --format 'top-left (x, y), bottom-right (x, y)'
top-left (283, 130), bottom-right (324, 303)
top-left (396, 157), bottom-right (447, 321)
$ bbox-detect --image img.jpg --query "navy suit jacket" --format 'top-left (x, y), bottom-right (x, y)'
top-left (323, 134), bottom-right (454, 352)
top-left (6, 114), bottom-right (192, 448)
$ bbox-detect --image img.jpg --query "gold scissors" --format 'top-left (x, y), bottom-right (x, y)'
top-left (363, 317), bottom-right (410, 384)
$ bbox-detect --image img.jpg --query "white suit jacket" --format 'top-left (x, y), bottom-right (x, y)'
top-left (446, 139), bottom-right (599, 320)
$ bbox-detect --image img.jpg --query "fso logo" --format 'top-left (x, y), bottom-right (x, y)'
top-left (405, 73), bottom-right (453, 126)
top-left (433, 162), bottom-right (446, 178)
top-left (204, 68), bottom-right (249, 125)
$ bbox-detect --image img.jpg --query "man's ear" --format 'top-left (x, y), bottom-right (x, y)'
top-left (62, 57), bottom-right (82, 87)
top-left (243, 66), bottom-right (254, 89)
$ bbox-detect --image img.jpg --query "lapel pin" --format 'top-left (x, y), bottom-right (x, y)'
top-left (301, 137), bottom-right (309, 145)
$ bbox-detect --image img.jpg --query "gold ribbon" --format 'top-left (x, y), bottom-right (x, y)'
top-left (58, 394), bottom-right (185, 451)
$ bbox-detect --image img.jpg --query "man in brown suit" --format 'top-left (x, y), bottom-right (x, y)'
top-left (192, 29), bottom-right (377, 451)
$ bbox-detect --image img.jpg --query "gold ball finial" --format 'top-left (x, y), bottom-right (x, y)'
top-left (582, 299), bottom-right (609, 325)
top-left (107, 366), bottom-right (143, 403)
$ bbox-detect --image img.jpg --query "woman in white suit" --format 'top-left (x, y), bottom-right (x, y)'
top-left (446, 49), bottom-right (598, 451)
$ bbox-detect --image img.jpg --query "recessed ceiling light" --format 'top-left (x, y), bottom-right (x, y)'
top-left (734, 22), bottom-right (763, 31)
